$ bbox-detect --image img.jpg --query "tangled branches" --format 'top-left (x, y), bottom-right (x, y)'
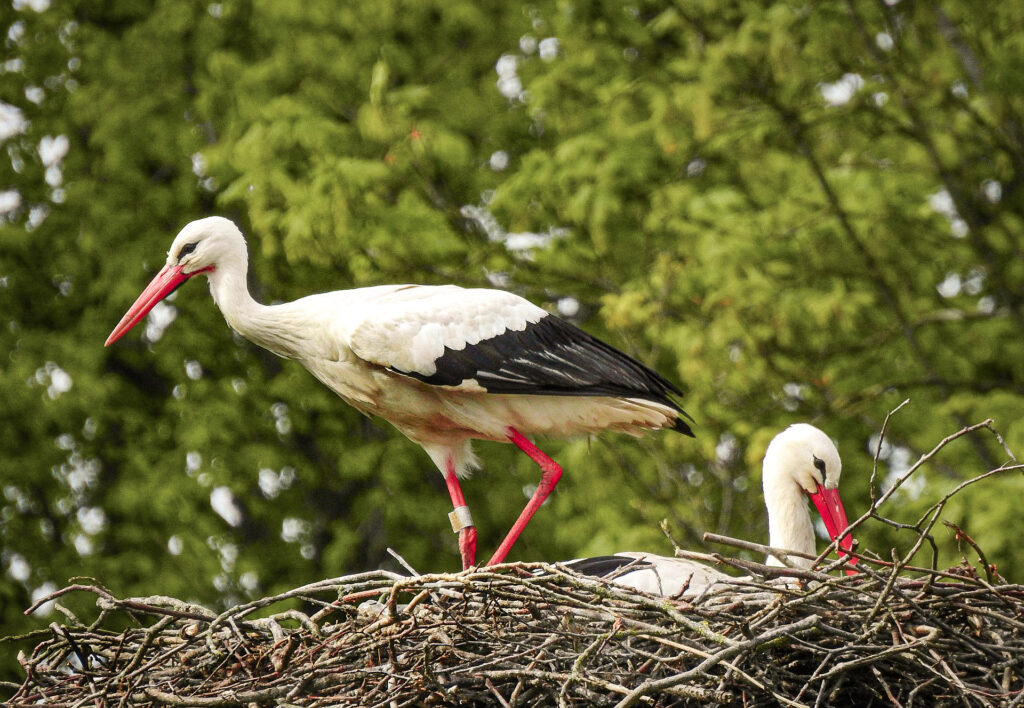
top-left (5, 552), bottom-right (1024, 707)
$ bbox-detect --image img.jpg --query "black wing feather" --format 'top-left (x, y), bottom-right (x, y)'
top-left (564, 555), bottom-right (655, 578)
top-left (391, 314), bottom-right (694, 435)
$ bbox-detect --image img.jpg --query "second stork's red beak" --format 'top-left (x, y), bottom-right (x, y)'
top-left (809, 483), bottom-right (859, 575)
top-left (105, 263), bottom-right (194, 346)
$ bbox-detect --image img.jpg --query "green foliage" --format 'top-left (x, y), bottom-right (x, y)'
top-left (2, 0), bottom-right (1024, 686)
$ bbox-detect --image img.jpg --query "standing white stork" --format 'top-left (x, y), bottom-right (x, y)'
top-left (566, 424), bottom-right (858, 596)
top-left (105, 217), bottom-right (693, 569)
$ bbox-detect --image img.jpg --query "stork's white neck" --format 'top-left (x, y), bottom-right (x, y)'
top-left (205, 253), bottom-right (301, 359)
top-left (762, 442), bottom-right (817, 568)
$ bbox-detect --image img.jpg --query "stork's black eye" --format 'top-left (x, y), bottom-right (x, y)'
top-left (177, 242), bottom-right (198, 261)
top-left (813, 456), bottom-right (826, 474)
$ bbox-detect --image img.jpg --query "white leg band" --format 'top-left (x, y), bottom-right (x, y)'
top-left (448, 505), bottom-right (474, 533)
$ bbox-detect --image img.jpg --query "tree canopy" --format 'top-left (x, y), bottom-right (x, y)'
top-left (2, 0), bottom-right (1023, 682)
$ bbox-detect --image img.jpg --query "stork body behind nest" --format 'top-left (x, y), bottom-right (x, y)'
top-left (568, 424), bottom-right (857, 596)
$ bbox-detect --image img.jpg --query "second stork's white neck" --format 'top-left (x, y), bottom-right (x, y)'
top-left (762, 431), bottom-right (820, 568)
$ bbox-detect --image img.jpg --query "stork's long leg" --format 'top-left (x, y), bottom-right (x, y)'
top-left (443, 457), bottom-right (477, 570)
top-left (487, 428), bottom-right (563, 565)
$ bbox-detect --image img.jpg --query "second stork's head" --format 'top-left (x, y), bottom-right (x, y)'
top-left (762, 423), bottom-right (857, 571)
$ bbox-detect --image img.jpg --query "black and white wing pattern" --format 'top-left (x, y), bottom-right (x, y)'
top-left (565, 553), bottom-right (731, 597)
top-left (564, 555), bottom-right (656, 577)
top-left (346, 285), bottom-right (692, 435)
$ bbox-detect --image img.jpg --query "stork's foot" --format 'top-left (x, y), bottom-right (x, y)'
top-left (459, 526), bottom-right (478, 570)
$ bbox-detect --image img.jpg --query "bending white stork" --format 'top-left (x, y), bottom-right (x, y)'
top-left (566, 424), bottom-right (857, 596)
top-left (105, 217), bottom-right (693, 569)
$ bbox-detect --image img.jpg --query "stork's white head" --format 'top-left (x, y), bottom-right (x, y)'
top-left (105, 217), bottom-right (249, 346)
top-left (763, 423), bottom-right (842, 495)
top-left (165, 216), bottom-right (248, 276)
top-left (762, 423), bottom-right (856, 571)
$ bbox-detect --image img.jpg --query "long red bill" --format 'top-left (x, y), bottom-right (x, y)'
top-left (105, 263), bottom-right (192, 346)
top-left (809, 483), bottom-right (859, 575)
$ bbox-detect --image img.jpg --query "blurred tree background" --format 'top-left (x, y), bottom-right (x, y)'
top-left (2, 0), bottom-right (1022, 682)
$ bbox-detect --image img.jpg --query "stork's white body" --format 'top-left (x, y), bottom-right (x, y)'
top-left (567, 424), bottom-right (855, 596)
top-left (200, 224), bottom-right (685, 468)
top-left (106, 217), bottom-right (692, 569)
top-left (243, 287), bottom-right (678, 449)
top-left (570, 552), bottom-right (732, 597)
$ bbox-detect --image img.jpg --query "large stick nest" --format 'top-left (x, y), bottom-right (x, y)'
top-left (5, 417), bottom-right (1024, 707)
top-left (5, 551), bottom-right (1024, 706)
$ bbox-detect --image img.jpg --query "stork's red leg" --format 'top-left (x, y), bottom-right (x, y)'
top-left (443, 457), bottom-right (477, 570)
top-left (487, 428), bottom-right (563, 565)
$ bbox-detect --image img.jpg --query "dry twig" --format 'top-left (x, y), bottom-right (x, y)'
top-left (5, 553), bottom-right (1024, 706)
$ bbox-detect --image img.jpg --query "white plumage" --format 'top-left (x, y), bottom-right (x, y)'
top-left (567, 424), bottom-right (857, 596)
top-left (568, 552), bottom-right (733, 597)
top-left (106, 217), bottom-right (693, 569)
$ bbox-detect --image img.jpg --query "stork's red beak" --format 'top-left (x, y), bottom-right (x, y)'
top-left (105, 263), bottom-right (194, 346)
top-left (809, 483), bottom-right (859, 575)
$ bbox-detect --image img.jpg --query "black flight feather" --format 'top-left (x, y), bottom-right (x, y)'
top-left (390, 313), bottom-right (694, 436)
top-left (564, 555), bottom-right (655, 578)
